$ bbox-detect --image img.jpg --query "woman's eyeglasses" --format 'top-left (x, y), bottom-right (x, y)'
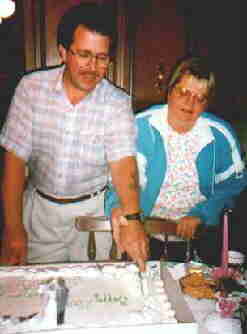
top-left (173, 85), bottom-right (208, 105)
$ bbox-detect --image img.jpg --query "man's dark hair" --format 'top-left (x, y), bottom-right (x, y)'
top-left (57, 3), bottom-right (116, 53)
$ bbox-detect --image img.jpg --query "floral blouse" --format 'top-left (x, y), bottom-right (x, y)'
top-left (152, 122), bottom-right (206, 240)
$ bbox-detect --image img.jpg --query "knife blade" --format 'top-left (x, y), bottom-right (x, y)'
top-left (139, 271), bottom-right (149, 296)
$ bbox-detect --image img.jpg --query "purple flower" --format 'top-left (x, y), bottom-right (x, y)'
top-left (216, 297), bottom-right (239, 318)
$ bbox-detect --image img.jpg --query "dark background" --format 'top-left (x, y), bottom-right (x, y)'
top-left (1, 1), bottom-right (247, 123)
top-left (0, 0), bottom-right (247, 238)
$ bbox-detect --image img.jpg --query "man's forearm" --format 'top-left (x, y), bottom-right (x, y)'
top-left (109, 156), bottom-right (140, 215)
top-left (1, 151), bottom-right (26, 232)
top-left (109, 156), bottom-right (148, 271)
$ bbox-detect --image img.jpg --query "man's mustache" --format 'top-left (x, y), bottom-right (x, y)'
top-left (79, 70), bottom-right (98, 77)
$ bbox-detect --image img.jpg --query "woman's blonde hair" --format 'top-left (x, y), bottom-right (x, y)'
top-left (166, 56), bottom-right (215, 103)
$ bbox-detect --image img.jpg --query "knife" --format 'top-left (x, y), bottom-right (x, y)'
top-left (139, 270), bottom-right (149, 296)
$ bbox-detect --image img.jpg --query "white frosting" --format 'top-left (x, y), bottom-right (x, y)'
top-left (0, 262), bottom-right (177, 332)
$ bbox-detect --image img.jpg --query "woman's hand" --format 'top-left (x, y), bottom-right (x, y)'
top-left (176, 216), bottom-right (202, 240)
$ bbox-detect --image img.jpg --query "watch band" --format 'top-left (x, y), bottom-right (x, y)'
top-left (124, 212), bottom-right (143, 221)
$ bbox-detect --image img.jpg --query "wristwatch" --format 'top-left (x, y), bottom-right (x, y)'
top-left (124, 212), bottom-right (144, 222)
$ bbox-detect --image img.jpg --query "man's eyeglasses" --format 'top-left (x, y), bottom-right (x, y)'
top-left (173, 86), bottom-right (208, 105)
top-left (69, 49), bottom-right (110, 67)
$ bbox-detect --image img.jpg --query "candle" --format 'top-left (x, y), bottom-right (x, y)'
top-left (221, 210), bottom-right (229, 275)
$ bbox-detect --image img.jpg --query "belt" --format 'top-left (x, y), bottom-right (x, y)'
top-left (36, 185), bottom-right (107, 204)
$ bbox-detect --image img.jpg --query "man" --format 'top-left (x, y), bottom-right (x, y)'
top-left (0, 3), bottom-right (148, 269)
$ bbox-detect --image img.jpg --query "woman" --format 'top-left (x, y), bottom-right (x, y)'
top-left (105, 56), bottom-right (247, 265)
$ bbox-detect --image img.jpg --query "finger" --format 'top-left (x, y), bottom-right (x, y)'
top-left (182, 223), bottom-right (192, 239)
top-left (112, 219), bottom-right (120, 241)
top-left (191, 228), bottom-right (196, 239)
top-left (8, 248), bottom-right (21, 265)
top-left (125, 243), bottom-right (139, 263)
top-left (136, 257), bottom-right (146, 272)
top-left (19, 256), bottom-right (27, 266)
top-left (112, 219), bottom-right (124, 254)
top-left (192, 222), bottom-right (200, 239)
top-left (136, 250), bottom-right (147, 271)
top-left (177, 226), bottom-right (185, 238)
top-left (8, 255), bottom-right (21, 266)
top-left (182, 226), bottom-right (190, 239)
top-left (188, 223), bottom-right (196, 239)
top-left (0, 254), bottom-right (8, 265)
top-left (0, 247), bottom-right (12, 265)
top-left (186, 228), bottom-right (193, 240)
top-left (19, 249), bottom-right (28, 266)
top-left (176, 223), bottom-right (183, 237)
top-left (130, 242), bottom-right (147, 272)
top-left (141, 237), bottom-right (149, 261)
top-left (116, 240), bottom-right (124, 255)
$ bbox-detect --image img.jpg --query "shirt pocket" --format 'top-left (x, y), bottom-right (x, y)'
top-left (78, 133), bottom-right (106, 167)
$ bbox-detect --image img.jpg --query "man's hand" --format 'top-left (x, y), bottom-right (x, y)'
top-left (0, 226), bottom-right (28, 265)
top-left (111, 208), bottom-right (149, 271)
top-left (1, 150), bottom-right (27, 265)
top-left (176, 216), bottom-right (202, 240)
top-left (120, 220), bottom-right (149, 272)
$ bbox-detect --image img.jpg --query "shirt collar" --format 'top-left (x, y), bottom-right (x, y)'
top-left (53, 65), bottom-right (65, 93)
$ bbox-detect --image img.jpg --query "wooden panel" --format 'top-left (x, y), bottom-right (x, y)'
top-left (23, 0), bottom-right (44, 70)
top-left (131, 0), bottom-right (186, 111)
top-left (44, 0), bottom-right (77, 67)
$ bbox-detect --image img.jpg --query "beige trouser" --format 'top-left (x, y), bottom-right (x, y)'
top-left (23, 187), bottom-right (112, 263)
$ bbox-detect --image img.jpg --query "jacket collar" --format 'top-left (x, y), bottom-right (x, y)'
top-left (149, 104), bottom-right (214, 149)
